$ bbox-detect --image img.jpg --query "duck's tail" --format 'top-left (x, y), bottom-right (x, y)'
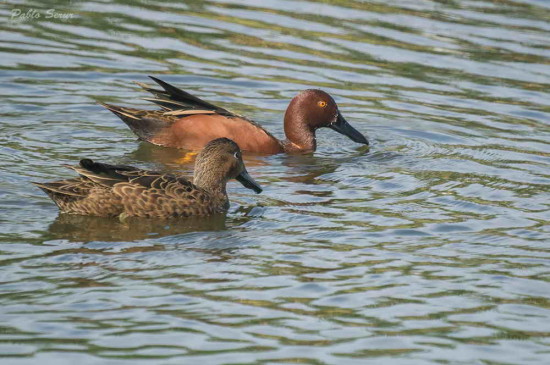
top-left (32, 181), bottom-right (81, 198)
top-left (99, 103), bottom-right (171, 141)
top-left (32, 177), bottom-right (90, 214)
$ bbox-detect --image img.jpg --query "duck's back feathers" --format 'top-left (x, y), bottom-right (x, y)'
top-left (34, 159), bottom-right (217, 218)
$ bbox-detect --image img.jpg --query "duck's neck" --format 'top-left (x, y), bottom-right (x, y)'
top-left (283, 123), bottom-right (316, 153)
top-left (283, 100), bottom-right (317, 153)
top-left (193, 171), bottom-right (229, 209)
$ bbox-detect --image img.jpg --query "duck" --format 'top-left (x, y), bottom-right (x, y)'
top-left (33, 138), bottom-right (262, 219)
top-left (100, 77), bottom-right (368, 154)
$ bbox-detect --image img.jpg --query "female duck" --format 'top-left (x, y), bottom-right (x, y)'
top-left (33, 138), bottom-right (262, 218)
top-left (101, 77), bottom-right (368, 154)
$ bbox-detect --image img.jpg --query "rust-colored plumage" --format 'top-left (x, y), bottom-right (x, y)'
top-left (101, 77), bottom-right (368, 154)
top-left (33, 138), bottom-right (262, 219)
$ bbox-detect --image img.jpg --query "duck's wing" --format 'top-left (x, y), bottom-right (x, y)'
top-left (32, 160), bottom-right (134, 216)
top-left (75, 159), bottom-right (217, 216)
top-left (33, 159), bottom-right (130, 198)
top-left (33, 159), bottom-right (142, 201)
top-left (68, 159), bottom-right (192, 192)
top-left (38, 159), bottom-right (214, 218)
top-left (138, 76), bottom-right (233, 115)
top-left (141, 78), bottom-right (271, 137)
top-left (66, 159), bottom-right (143, 187)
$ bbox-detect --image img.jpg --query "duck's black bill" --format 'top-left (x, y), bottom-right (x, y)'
top-left (236, 169), bottom-right (262, 194)
top-left (329, 113), bottom-right (369, 145)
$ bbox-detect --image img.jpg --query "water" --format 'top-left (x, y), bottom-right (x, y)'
top-left (1, 0), bottom-right (549, 363)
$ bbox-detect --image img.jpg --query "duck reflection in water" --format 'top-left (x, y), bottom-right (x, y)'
top-left (46, 213), bottom-right (227, 243)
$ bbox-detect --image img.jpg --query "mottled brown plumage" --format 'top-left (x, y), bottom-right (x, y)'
top-left (101, 76), bottom-right (368, 154)
top-left (33, 138), bottom-right (262, 219)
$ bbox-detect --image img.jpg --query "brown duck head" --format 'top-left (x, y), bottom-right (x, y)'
top-left (283, 89), bottom-right (368, 152)
top-left (193, 138), bottom-right (262, 195)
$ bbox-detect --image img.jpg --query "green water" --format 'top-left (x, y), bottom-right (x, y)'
top-left (1, 0), bottom-right (549, 364)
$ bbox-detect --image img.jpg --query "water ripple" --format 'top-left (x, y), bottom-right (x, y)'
top-left (0, 0), bottom-right (549, 363)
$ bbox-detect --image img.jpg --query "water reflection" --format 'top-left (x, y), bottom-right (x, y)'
top-left (124, 141), bottom-right (195, 167)
top-left (125, 139), bottom-right (271, 169)
top-left (47, 213), bottom-right (227, 243)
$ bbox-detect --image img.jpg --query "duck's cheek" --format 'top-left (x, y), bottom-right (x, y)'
top-left (232, 165), bottom-right (243, 179)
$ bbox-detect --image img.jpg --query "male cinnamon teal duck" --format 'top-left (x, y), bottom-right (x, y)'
top-left (101, 77), bottom-right (368, 154)
top-left (33, 138), bottom-right (262, 218)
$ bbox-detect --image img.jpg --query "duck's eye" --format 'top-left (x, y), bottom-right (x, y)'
top-left (233, 152), bottom-right (239, 159)
top-left (318, 101), bottom-right (327, 108)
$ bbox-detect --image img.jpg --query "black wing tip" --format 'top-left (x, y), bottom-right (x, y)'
top-left (149, 75), bottom-right (167, 86)
top-left (147, 76), bottom-right (183, 97)
top-left (147, 76), bottom-right (231, 115)
top-left (80, 159), bottom-right (94, 168)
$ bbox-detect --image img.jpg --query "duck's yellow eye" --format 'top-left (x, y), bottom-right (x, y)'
top-left (318, 101), bottom-right (327, 108)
